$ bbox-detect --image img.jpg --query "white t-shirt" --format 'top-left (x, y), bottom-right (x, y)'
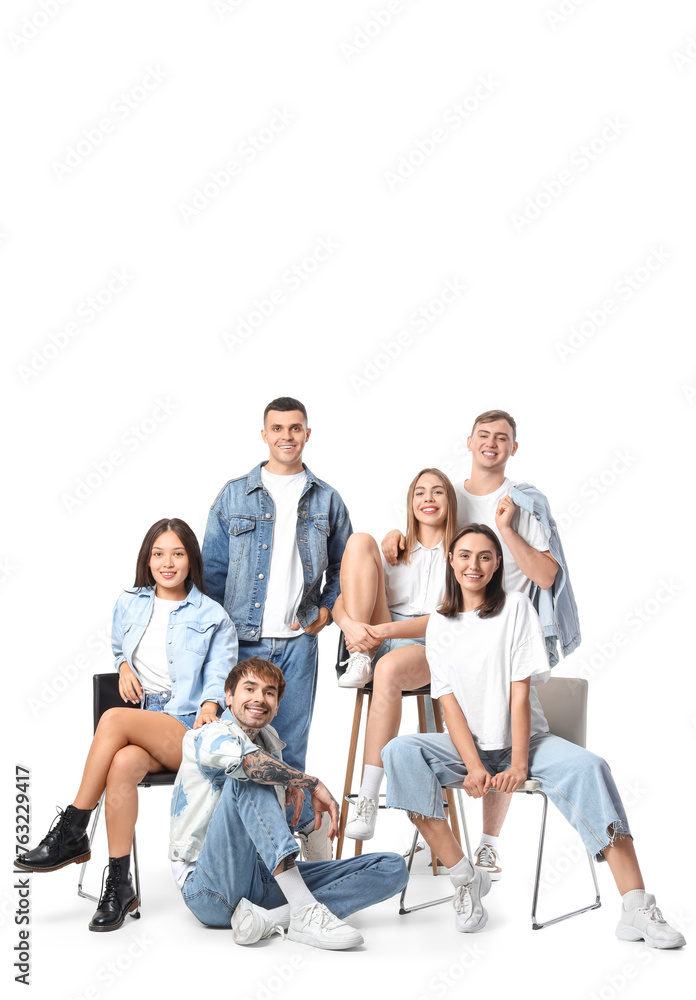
top-left (260, 467), bottom-right (306, 638)
top-left (454, 478), bottom-right (548, 596)
top-left (426, 592), bottom-right (550, 750)
top-left (382, 540), bottom-right (446, 615)
top-left (131, 596), bottom-right (180, 692)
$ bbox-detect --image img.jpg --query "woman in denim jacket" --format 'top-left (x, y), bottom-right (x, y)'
top-left (15, 518), bottom-right (237, 934)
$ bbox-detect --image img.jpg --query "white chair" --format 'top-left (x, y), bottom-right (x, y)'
top-left (399, 676), bottom-right (601, 929)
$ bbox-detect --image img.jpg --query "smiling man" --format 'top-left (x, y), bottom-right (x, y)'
top-left (170, 658), bottom-right (407, 949)
top-left (202, 397), bottom-right (352, 859)
top-left (382, 409), bottom-right (580, 882)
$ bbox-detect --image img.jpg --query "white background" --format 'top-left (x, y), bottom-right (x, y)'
top-left (2, 1), bottom-right (695, 998)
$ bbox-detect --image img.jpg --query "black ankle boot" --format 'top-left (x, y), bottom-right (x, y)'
top-left (89, 855), bottom-right (139, 932)
top-left (14, 805), bottom-right (92, 872)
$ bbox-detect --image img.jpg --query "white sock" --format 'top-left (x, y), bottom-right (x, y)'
top-left (260, 902), bottom-right (292, 928)
top-left (274, 865), bottom-right (317, 912)
top-left (358, 765), bottom-right (384, 802)
top-left (447, 855), bottom-right (475, 887)
top-left (622, 888), bottom-right (647, 911)
top-left (479, 834), bottom-right (500, 850)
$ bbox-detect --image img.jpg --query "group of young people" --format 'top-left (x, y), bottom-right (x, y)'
top-left (15, 398), bottom-right (685, 952)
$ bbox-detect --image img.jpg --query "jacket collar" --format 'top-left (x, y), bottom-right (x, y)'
top-left (130, 583), bottom-right (203, 608)
top-left (245, 461), bottom-right (321, 494)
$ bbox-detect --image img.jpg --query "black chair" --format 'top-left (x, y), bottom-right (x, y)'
top-left (76, 673), bottom-right (177, 906)
top-left (335, 634), bottom-right (467, 866)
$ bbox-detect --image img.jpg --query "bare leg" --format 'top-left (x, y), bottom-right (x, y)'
top-left (72, 708), bottom-right (186, 810)
top-left (104, 745), bottom-right (165, 856)
top-left (603, 830), bottom-right (645, 895)
top-left (410, 815), bottom-right (464, 870)
top-left (481, 788), bottom-right (512, 837)
top-left (338, 533), bottom-right (391, 625)
top-left (364, 646), bottom-right (430, 768)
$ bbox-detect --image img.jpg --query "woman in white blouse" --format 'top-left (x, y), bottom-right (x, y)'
top-left (332, 468), bottom-right (457, 841)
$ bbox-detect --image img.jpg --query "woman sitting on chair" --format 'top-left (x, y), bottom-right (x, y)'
top-left (377, 523), bottom-right (684, 948)
top-left (15, 518), bottom-right (237, 933)
top-left (332, 468), bottom-right (457, 841)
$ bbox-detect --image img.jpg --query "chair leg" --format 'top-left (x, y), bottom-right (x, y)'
top-left (528, 789), bottom-right (601, 930)
top-left (77, 793), bottom-right (104, 903)
top-left (336, 689), bottom-right (365, 860)
top-left (399, 825), bottom-right (455, 915)
top-left (132, 829), bottom-right (141, 913)
top-left (353, 691), bottom-right (374, 858)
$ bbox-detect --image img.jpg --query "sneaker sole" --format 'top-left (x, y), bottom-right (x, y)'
top-left (615, 924), bottom-right (686, 949)
top-left (287, 928), bottom-right (363, 950)
top-left (337, 676), bottom-right (371, 689)
top-left (88, 897), bottom-right (140, 932)
top-left (14, 851), bottom-right (91, 873)
top-left (456, 908), bottom-right (489, 933)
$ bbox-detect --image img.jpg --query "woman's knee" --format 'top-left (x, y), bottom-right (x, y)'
top-left (95, 707), bottom-right (134, 738)
top-left (344, 532), bottom-right (379, 560)
top-left (106, 745), bottom-right (151, 787)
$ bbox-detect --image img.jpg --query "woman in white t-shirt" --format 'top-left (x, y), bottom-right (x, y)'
top-left (15, 518), bottom-right (237, 935)
top-left (332, 468), bottom-right (458, 841)
top-left (378, 524), bottom-right (684, 948)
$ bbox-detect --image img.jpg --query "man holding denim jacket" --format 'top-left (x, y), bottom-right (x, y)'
top-left (202, 396), bottom-right (352, 857)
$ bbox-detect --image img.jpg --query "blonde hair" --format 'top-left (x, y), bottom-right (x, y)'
top-left (401, 468), bottom-right (458, 565)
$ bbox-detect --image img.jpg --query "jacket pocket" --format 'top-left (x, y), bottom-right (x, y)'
top-left (228, 517), bottom-right (256, 563)
top-left (184, 621), bottom-right (217, 656)
top-left (312, 516), bottom-right (329, 562)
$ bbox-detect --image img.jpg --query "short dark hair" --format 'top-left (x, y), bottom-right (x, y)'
top-left (438, 524), bottom-right (506, 619)
top-left (471, 409), bottom-right (517, 442)
top-left (225, 657), bottom-right (287, 702)
top-left (133, 518), bottom-right (205, 593)
top-left (263, 397), bottom-right (308, 425)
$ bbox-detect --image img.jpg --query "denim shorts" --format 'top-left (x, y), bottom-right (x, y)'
top-left (143, 691), bottom-right (196, 731)
top-left (372, 612), bottom-right (427, 668)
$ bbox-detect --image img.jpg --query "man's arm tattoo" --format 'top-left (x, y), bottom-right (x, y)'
top-left (242, 751), bottom-right (319, 791)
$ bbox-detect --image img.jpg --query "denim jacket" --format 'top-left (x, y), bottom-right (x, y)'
top-left (168, 709), bottom-right (285, 864)
top-left (508, 483), bottom-right (581, 667)
top-left (112, 585), bottom-right (238, 714)
top-left (202, 462), bottom-right (352, 641)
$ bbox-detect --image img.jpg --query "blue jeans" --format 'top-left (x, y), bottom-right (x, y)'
top-left (372, 611), bottom-right (426, 668)
top-left (142, 691), bottom-right (196, 731)
top-left (238, 633), bottom-right (318, 832)
top-left (382, 732), bottom-right (631, 860)
top-left (180, 774), bottom-right (408, 927)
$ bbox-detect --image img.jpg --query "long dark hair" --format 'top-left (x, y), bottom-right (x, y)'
top-left (133, 518), bottom-right (205, 594)
top-left (438, 523), bottom-right (505, 619)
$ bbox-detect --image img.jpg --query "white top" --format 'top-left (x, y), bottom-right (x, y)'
top-left (382, 539), bottom-right (446, 615)
top-left (454, 478), bottom-right (548, 596)
top-left (260, 467), bottom-right (306, 638)
top-left (131, 596), bottom-right (179, 693)
top-left (426, 592), bottom-right (550, 750)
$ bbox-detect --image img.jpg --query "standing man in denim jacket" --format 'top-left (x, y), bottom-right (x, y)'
top-left (202, 396), bottom-right (352, 859)
top-left (382, 409), bottom-right (580, 882)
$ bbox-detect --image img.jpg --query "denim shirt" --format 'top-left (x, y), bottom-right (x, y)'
top-left (112, 585), bottom-right (238, 714)
top-left (169, 708), bottom-right (285, 864)
top-left (202, 462), bottom-right (352, 641)
top-left (508, 483), bottom-right (581, 667)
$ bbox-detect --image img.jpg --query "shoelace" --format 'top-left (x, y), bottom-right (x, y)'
top-left (97, 865), bottom-right (122, 906)
top-left (339, 653), bottom-right (370, 669)
top-left (304, 903), bottom-right (333, 929)
top-left (477, 845), bottom-right (497, 868)
top-left (36, 807), bottom-right (69, 852)
top-left (453, 884), bottom-right (473, 915)
top-left (640, 903), bottom-right (665, 923)
top-left (355, 797), bottom-right (375, 820)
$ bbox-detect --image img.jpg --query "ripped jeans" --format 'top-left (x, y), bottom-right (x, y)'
top-left (382, 731), bottom-right (631, 860)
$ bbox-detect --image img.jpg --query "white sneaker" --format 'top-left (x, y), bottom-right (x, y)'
top-left (298, 811), bottom-right (332, 862)
top-left (616, 894), bottom-right (686, 950)
top-left (337, 652), bottom-right (372, 688)
top-left (453, 868), bottom-right (492, 933)
top-left (288, 902), bottom-right (363, 950)
top-left (475, 843), bottom-right (502, 881)
top-left (231, 898), bottom-right (286, 945)
top-left (345, 796), bottom-right (377, 840)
